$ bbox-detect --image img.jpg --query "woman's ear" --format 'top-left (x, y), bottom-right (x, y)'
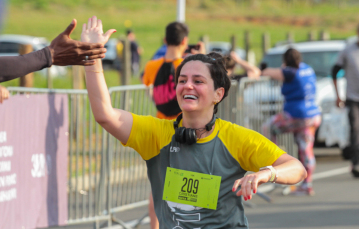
top-left (215, 87), bottom-right (225, 103)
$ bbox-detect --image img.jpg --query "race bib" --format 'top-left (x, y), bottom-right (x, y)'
top-left (162, 167), bottom-right (221, 210)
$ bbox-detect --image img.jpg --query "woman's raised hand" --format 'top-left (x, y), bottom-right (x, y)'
top-left (81, 16), bottom-right (116, 45)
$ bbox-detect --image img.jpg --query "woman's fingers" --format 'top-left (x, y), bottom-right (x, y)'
top-left (245, 177), bottom-right (259, 200)
top-left (104, 29), bottom-right (117, 42)
top-left (232, 179), bottom-right (242, 192)
top-left (239, 178), bottom-right (251, 200)
top-left (87, 17), bottom-right (92, 30)
top-left (82, 23), bottom-right (87, 33)
top-left (233, 176), bottom-right (259, 201)
top-left (246, 180), bottom-right (253, 200)
top-left (233, 178), bottom-right (251, 200)
top-left (252, 177), bottom-right (259, 194)
top-left (91, 16), bottom-right (97, 28)
top-left (97, 19), bottom-right (103, 32)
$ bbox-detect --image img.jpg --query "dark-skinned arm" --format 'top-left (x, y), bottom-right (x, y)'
top-left (0, 19), bottom-right (107, 83)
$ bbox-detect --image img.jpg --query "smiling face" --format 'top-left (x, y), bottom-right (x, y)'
top-left (176, 60), bottom-right (224, 114)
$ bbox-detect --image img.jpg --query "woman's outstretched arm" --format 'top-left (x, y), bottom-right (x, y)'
top-left (82, 16), bottom-right (133, 144)
top-left (233, 154), bottom-right (306, 201)
top-left (261, 68), bottom-right (284, 81)
top-left (230, 51), bottom-right (261, 79)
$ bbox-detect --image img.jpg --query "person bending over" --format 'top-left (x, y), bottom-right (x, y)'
top-left (262, 48), bottom-right (321, 196)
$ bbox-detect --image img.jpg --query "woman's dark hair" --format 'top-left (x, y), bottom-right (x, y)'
top-left (175, 52), bottom-right (231, 114)
top-left (283, 48), bottom-right (301, 68)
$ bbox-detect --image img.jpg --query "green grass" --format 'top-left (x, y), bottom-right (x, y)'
top-left (0, 68), bottom-right (142, 88)
top-left (2, 0), bottom-right (359, 88)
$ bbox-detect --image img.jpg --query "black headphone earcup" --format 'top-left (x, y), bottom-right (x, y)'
top-left (185, 128), bottom-right (197, 145)
top-left (175, 127), bottom-right (186, 144)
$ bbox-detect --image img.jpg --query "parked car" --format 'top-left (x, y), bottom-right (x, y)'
top-left (0, 34), bottom-right (67, 77)
top-left (245, 40), bottom-right (348, 145)
top-left (102, 38), bottom-right (120, 70)
top-left (346, 35), bottom-right (358, 44)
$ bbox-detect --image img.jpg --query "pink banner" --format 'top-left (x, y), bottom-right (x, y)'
top-left (0, 94), bottom-right (68, 229)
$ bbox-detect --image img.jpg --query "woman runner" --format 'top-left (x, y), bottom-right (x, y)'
top-left (82, 16), bottom-right (307, 228)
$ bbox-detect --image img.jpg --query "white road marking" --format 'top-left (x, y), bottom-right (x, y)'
top-left (312, 166), bottom-right (350, 180)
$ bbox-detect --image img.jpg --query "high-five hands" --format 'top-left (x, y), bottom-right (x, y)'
top-left (81, 16), bottom-right (117, 45)
top-left (48, 19), bottom-right (107, 66)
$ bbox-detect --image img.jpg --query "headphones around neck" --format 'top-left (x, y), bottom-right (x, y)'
top-left (173, 113), bottom-right (217, 145)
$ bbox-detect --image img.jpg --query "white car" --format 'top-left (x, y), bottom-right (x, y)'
top-left (0, 34), bottom-right (67, 77)
top-left (246, 40), bottom-right (349, 145)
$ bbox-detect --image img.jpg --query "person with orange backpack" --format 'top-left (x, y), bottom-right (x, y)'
top-left (142, 21), bottom-right (205, 119)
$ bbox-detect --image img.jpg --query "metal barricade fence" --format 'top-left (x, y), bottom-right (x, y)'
top-left (7, 85), bottom-right (156, 228)
top-left (7, 87), bottom-right (111, 226)
top-left (237, 77), bottom-right (298, 158)
top-left (105, 85), bottom-right (155, 228)
top-left (216, 80), bottom-right (238, 123)
top-left (7, 79), bottom-right (297, 228)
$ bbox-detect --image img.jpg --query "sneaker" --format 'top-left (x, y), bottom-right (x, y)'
top-left (289, 186), bottom-right (315, 196)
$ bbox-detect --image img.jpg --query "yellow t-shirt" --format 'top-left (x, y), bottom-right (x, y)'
top-left (123, 113), bottom-right (285, 228)
top-left (124, 113), bottom-right (285, 171)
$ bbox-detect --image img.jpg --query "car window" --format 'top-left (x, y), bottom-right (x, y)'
top-left (0, 42), bottom-right (21, 54)
top-left (261, 51), bottom-right (341, 78)
top-left (301, 51), bottom-right (340, 77)
top-left (261, 54), bottom-right (282, 68)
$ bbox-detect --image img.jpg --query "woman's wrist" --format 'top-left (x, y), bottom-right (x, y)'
top-left (85, 59), bottom-right (103, 73)
top-left (259, 166), bottom-right (278, 183)
top-left (261, 169), bottom-right (272, 183)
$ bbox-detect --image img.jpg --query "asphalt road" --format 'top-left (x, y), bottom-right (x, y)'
top-left (43, 147), bottom-right (359, 229)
